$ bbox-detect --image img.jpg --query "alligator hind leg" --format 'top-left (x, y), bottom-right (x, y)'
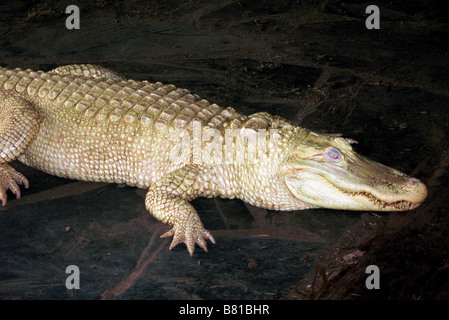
top-left (0, 94), bottom-right (40, 206)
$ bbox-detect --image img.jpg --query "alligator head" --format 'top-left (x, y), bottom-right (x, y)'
top-left (282, 128), bottom-right (427, 211)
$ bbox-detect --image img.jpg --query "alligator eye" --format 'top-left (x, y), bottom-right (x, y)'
top-left (324, 148), bottom-right (342, 162)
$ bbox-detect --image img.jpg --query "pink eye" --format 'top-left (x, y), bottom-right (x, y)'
top-left (324, 148), bottom-right (342, 162)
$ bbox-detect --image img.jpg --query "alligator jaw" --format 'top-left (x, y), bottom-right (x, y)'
top-left (341, 190), bottom-right (422, 211)
top-left (284, 166), bottom-right (428, 212)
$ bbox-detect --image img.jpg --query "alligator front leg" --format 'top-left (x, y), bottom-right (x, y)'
top-left (145, 164), bottom-right (216, 256)
top-left (0, 95), bottom-right (40, 206)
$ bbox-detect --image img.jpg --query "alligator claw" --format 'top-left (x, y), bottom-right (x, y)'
top-left (161, 222), bottom-right (215, 256)
top-left (0, 164), bottom-right (29, 206)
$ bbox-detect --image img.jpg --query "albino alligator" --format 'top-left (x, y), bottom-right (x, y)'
top-left (0, 64), bottom-right (427, 255)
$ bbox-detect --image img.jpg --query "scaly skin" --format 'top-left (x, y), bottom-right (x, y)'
top-left (0, 64), bottom-right (428, 256)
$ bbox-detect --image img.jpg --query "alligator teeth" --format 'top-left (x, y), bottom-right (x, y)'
top-left (393, 201), bottom-right (411, 210)
top-left (343, 190), bottom-right (412, 209)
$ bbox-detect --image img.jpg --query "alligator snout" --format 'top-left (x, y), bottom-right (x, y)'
top-left (405, 177), bottom-right (428, 206)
